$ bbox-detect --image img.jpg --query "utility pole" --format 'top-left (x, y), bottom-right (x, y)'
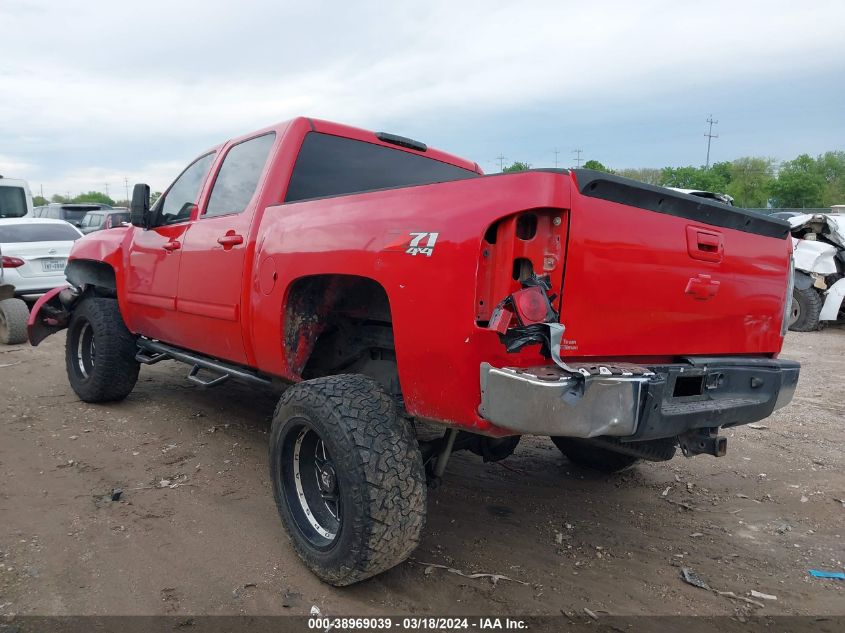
top-left (704, 115), bottom-right (718, 169)
top-left (104, 183), bottom-right (110, 197)
top-left (124, 177), bottom-right (129, 202)
top-left (495, 154), bottom-right (507, 171)
top-left (572, 148), bottom-right (583, 168)
top-left (553, 148), bottom-right (560, 168)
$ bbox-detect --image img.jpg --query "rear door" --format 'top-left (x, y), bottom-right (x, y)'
top-left (174, 132), bottom-right (276, 364)
top-left (124, 153), bottom-right (216, 341)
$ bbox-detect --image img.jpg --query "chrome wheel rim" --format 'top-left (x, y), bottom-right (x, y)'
top-left (282, 423), bottom-right (341, 548)
top-left (74, 321), bottom-right (96, 378)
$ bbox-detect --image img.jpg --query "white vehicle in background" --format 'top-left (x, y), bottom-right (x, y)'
top-left (0, 218), bottom-right (83, 344)
top-left (788, 212), bottom-right (845, 331)
top-left (0, 176), bottom-right (33, 218)
top-left (665, 187), bottom-right (735, 206)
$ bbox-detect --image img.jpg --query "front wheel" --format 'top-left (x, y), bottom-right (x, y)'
top-left (269, 374), bottom-right (427, 586)
top-left (65, 297), bottom-right (140, 402)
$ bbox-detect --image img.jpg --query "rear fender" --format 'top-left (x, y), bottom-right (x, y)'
top-left (28, 285), bottom-right (71, 346)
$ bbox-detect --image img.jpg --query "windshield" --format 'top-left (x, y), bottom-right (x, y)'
top-left (0, 223), bottom-right (82, 243)
top-left (0, 186), bottom-right (28, 218)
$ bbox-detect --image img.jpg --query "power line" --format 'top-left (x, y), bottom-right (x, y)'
top-left (572, 148), bottom-right (583, 168)
top-left (704, 115), bottom-right (719, 169)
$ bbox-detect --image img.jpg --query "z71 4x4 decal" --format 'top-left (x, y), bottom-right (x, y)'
top-left (384, 231), bottom-right (440, 257)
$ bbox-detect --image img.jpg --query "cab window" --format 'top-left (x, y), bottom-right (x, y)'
top-left (154, 153), bottom-right (216, 226)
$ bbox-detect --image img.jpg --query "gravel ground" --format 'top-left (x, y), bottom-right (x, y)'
top-left (0, 328), bottom-right (842, 618)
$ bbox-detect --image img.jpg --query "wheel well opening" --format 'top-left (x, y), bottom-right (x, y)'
top-left (284, 275), bottom-right (400, 402)
top-left (65, 259), bottom-right (117, 294)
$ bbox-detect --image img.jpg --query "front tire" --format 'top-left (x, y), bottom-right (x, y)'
top-left (789, 287), bottom-right (823, 332)
top-left (0, 298), bottom-right (29, 345)
top-left (269, 374), bottom-right (427, 586)
top-left (65, 297), bottom-right (139, 402)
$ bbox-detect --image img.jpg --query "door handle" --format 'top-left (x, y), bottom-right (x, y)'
top-left (217, 233), bottom-right (244, 249)
top-left (162, 240), bottom-right (181, 252)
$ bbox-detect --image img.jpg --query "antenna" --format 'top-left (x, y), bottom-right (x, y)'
top-left (704, 115), bottom-right (719, 168)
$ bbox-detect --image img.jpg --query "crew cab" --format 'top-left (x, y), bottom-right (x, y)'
top-left (28, 117), bottom-right (799, 585)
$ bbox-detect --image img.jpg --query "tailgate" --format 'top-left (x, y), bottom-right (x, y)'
top-left (559, 170), bottom-right (792, 358)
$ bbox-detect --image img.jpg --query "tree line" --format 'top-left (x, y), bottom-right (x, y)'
top-left (503, 151), bottom-right (845, 209)
top-left (33, 190), bottom-right (163, 208)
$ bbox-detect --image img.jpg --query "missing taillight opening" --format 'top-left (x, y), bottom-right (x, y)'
top-left (512, 257), bottom-right (533, 281)
top-left (516, 214), bottom-right (537, 240)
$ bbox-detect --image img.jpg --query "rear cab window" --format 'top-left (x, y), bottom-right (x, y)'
top-left (0, 223), bottom-right (82, 243)
top-left (284, 133), bottom-right (479, 202)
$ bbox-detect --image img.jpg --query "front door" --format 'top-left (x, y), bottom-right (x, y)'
top-left (175, 132), bottom-right (276, 364)
top-left (124, 152), bottom-right (216, 342)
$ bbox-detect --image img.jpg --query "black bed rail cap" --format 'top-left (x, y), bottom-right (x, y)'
top-left (573, 169), bottom-right (790, 239)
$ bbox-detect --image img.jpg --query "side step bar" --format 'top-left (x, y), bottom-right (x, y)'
top-left (135, 338), bottom-right (274, 389)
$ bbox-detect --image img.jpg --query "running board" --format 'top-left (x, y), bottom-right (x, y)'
top-left (135, 338), bottom-right (274, 389)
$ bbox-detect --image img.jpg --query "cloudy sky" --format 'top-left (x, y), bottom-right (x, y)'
top-left (1, 0), bottom-right (843, 198)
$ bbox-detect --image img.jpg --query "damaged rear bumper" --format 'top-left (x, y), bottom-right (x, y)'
top-left (478, 358), bottom-right (800, 439)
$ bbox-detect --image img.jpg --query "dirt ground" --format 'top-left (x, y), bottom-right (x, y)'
top-left (0, 328), bottom-right (843, 618)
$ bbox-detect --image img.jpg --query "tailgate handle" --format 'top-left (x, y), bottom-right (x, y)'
top-left (686, 226), bottom-right (723, 262)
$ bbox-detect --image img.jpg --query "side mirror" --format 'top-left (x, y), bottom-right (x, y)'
top-left (130, 183), bottom-right (151, 228)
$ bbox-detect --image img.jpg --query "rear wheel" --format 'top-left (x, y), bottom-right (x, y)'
top-left (0, 298), bottom-right (29, 345)
top-left (551, 437), bottom-right (641, 473)
top-left (269, 374), bottom-right (426, 586)
top-left (789, 287), bottom-right (823, 332)
top-left (65, 297), bottom-right (139, 402)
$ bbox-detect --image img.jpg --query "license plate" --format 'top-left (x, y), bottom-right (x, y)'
top-left (41, 258), bottom-right (67, 272)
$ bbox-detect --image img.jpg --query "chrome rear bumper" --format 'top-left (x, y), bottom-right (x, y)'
top-left (479, 363), bottom-right (648, 437)
top-left (479, 358), bottom-right (800, 439)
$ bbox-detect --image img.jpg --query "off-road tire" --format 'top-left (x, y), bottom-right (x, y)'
top-left (0, 298), bottom-right (29, 345)
top-left (551, 437), bottom-right (641, 473)
top-left (65, 297), bottom-right (139, 402)
top-left (269, 374), bottom-right (427, 586)
top-left (789, 286), bottom-right (823, 332)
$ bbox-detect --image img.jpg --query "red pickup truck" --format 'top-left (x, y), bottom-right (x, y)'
top-left (29, 117), bottom-right (799, 585)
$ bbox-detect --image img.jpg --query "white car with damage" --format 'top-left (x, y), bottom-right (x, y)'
top-left (788, 212), bottom-right (845, 331)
